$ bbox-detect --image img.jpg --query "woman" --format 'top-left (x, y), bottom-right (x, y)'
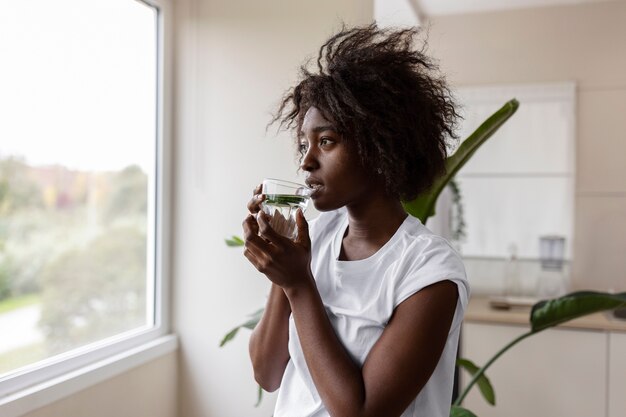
top-left (242, 24), bottom-right (469, 417)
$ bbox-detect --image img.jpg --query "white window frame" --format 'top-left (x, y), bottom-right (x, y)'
top-left (0, 0), bottom-right (176, 415)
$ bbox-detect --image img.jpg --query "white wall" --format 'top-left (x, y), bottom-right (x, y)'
top-left (172, 1), bottom-right (372, 416)
top-left (20, 352), bottom-right (177, 417)
top-left (427, 0), bottom-right (626, 292)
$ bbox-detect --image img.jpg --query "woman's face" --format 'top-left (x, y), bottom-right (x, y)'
top-left (298, 107), bottom-right (372, 212)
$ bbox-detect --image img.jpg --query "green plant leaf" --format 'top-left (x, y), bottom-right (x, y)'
top-left (531, 291), bottom-right (626, 333)
top-left (255, 384), bottom-right (263, 407)
top-left (456, 358), bottom-right (495, 406)
top-left (403, 98), bottom-right (520, 222)
top-left (219, 327), bottom-right (240, 347)
top-left (219, 308), bottom-right (264, 347)
top-left (450, 405), bottom-right (478, 417)
top-left (225, 235), bottom-right (245, 247)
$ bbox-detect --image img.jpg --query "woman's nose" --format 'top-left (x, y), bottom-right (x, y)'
top-left (299, 148), bottom-right (319, 172)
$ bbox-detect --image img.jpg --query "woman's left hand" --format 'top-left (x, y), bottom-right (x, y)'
top-left (242, 209), bottom-right (313, 290)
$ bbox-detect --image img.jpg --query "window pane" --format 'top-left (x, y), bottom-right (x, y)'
top-left (0, 0), bottom-right (157, 376)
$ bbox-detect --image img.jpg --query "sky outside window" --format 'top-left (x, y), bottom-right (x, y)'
top-left (0, 0), bottom-right (156, 172)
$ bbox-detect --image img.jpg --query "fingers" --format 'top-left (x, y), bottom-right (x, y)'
top-left (295, 209), bottom-right (310, 248)
top-left (257, 211), bottom-right (287, 246)
top-left (242, 213), bottom-right (280, 253)
top-left (242, 214), bottom-right (272, 268)
top-left (242, 213), bottom-right (259, 239)
top-left (243, 213), bottom-right (273, 248)
top-left (247, 194), bottom-right (265, 214)
top-left (243, 244), bottom-right (260, 266)
top-left (246, 183), bottom-right (265, 214)
top-left (243, 240), bottom-right (269, 273)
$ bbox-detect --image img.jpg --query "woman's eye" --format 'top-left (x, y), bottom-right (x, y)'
top-left (320, 137), bottom-right (334, 146)
top-left (298, 143), bottom-right (308, 154)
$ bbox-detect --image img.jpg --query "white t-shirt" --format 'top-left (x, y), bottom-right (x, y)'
top-left (274, 208), bottom-right (470, 417)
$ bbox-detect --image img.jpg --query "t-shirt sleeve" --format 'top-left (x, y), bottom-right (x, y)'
top-left (393, 235), bottom-right (470, 332)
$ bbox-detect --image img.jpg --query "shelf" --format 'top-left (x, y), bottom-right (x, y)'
top-left (465, 296), bottom-right (626, 332)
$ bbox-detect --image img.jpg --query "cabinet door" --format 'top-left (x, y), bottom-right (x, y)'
top-left (460, 322), bottom-right (607, 417)
top-left (609, 332), bottom-right (626, 417)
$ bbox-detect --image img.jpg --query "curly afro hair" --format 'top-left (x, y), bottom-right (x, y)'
top-left (271, 23), bottom-right (460, 201)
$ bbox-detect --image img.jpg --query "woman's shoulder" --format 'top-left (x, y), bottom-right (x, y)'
top-left (395, 216), bottom-right (466, 274)
top-left (402, 215), bottom-right (456, 247)
top-left (391, 215), bottom-right (469, 312)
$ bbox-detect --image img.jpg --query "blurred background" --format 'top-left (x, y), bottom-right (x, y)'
top-left (1, 0), bottom-right (624, 416)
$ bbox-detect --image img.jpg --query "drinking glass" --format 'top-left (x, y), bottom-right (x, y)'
top-left (261, 178), bottom-right (311, 239)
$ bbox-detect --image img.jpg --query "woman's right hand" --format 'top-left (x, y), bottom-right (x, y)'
top-left (247, 183), bottom-right (265, 215)
top-left (244, 183), bottom-right (265, 238)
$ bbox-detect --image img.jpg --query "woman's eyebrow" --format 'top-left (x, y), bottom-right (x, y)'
top-left (298, 125), bottom-right (338, 137)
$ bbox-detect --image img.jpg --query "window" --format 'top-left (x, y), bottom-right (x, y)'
top-left (0, 0), bottom-right (173, 408)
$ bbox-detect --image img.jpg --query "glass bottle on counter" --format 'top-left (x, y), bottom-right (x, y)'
top-left (504, 243), bottom-right (522, 297)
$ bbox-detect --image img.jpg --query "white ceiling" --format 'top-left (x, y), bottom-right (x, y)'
top-left (419, 0), bottom-right (614, 15)
top-left (374, 0), bottom-right (619, 26)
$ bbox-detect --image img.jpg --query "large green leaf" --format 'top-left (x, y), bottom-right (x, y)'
top-left (219, 308), bottom-right (264, 347)
top-left (457, 358), bottom-right (495, 405)
top-left (450, 405), bottom-right (478, 417)
top-left (531, 291), bottom-right (626, 333)
top-left (403, 99), bottom-right (520, 222)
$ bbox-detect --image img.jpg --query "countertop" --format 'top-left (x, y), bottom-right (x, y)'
top-left (465, 296), bottom-right (626, 332)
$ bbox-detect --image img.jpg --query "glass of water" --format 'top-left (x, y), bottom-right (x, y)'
top-left (261, 178), bottom-right (311, 239)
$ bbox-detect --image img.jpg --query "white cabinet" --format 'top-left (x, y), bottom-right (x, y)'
top-left (609, 332), bottom-right (626, 417)
top-left (460, 322), bottom-right (608, 417)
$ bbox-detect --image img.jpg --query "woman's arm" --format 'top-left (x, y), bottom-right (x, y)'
top-left (285, 278), bottom-right (458, 417)
top-left (243, 185), bottom-right (292, 391)
top-left (248, 283), bottom-right (291, 392)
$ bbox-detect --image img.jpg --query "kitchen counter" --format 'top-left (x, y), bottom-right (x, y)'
top-left (465, 296), bottom-right (626, 332)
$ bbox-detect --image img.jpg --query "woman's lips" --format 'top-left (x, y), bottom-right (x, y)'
top-left (305, 180), bottom-right (323, 199)
top-left (309, 184), bottom-right (323, 199)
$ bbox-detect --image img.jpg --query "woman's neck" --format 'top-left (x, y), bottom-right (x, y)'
top-left (337, 195), bottom-right (407, 261)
